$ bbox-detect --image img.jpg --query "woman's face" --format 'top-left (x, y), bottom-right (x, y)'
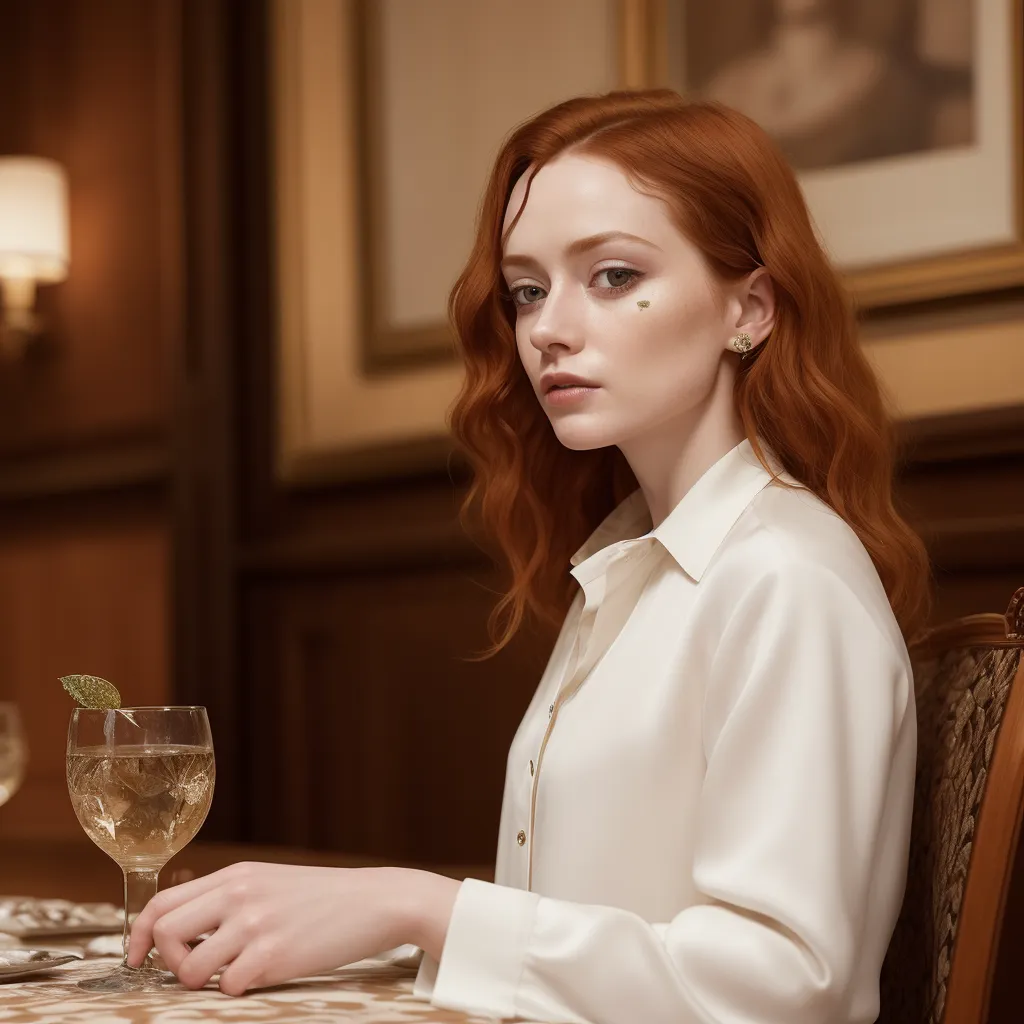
top-left (501, 152), bottom-right (739, 455)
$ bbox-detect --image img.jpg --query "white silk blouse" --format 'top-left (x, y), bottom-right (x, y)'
top-left (410, 437), bottom-right (917, 1023)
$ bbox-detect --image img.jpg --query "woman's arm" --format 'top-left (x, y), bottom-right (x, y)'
top-left (127, 862), bottom-right (461, 995)
top-left (416, 561), bottom-right (916, 1024)
top-left (403, 869), bottom-right (462, 961)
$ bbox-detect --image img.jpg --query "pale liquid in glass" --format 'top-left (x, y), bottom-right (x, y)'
top-left (67, 745), bottom-right (215, 869)
top-left (0, 737), bottom-right (26, 807)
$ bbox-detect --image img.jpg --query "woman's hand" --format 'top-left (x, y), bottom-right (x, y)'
top-left (126, 862), bottom-right (461, 995)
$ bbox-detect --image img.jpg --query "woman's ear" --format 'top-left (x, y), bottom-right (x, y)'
top-left (732, 268), bottom-right (775, 353)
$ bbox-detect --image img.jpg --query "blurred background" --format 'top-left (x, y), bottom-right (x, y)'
top-left (0, 0), bottom-right (1020, 885)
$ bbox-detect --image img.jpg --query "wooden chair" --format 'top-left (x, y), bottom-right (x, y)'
top-left (878, 587), bottom-right (1024, 1023)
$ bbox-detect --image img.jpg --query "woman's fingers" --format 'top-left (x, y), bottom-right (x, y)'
top-left (215, 936), bottom-right (283, 997)
top-left (174, 923), bottom-right (249, 991)
top-left (127, 864), bottom-right (251, 966)
top-left (144, 889), bottom-right (230, 975)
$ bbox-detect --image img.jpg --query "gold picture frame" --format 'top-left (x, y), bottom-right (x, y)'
top-left (271, 0), bottom-right (638, 484)
top-left (353, 0), bottom-right (645, 375)
top-left (622, 0), bottom-right (1024, 309)
top-left (351, 0), bottom-right (453, 373)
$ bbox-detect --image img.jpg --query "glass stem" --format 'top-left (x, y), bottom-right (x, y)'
top-left (121, 868), bottom-right (160, 969)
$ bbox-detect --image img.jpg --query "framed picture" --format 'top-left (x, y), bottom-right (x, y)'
top-left (270, 0), bottom-right (1022, 487)
top-left (629, 0), bottom-right (1024, 308)
top-left (271, 0), bottom-right (632, 484)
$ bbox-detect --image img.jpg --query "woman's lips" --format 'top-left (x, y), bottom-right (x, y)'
top-left (544, 385), bottom-right (600, 406)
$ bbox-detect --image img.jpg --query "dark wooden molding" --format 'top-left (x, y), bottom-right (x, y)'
top-left (919, 515), bottom-right (1024, 572)
top-left (171, 0), bottom-right (242, 839)
top-left (279, 436), bottom-right (462, 489)
top-left (237, 517), bottom-right (485, 576)
top-left (897, 404), bottom-right (1024, 464)
top-left (894, 406), bottom-right (1024, 580)
top-left (859, 284), bottom-right (1024, 330)
top-left (232, 406), bottom-right (1024, 581)
top-left (0, 436), bottom-right (167, 501)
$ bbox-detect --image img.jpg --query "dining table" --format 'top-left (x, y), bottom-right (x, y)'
top-left (0, 836), bottom-right (543, 1023)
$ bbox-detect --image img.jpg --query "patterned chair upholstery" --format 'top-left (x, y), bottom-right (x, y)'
top-left (878, 587), bottom-right (1024, 1024)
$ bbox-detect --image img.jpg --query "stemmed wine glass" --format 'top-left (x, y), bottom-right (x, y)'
top-left (0, 703), bottom-right (28, 809)
top-left (66, 706), bottom-right (215, 992)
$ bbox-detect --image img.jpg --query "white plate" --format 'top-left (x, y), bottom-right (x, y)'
top-left (1, 923), bottom-right (122, 939)
top-left (0, 949), bottom-right (82, 980)
top-left (0, 897), bottom-right (123, 939)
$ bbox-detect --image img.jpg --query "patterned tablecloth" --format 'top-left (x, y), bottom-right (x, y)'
top-left (0, 949), bottom-right (535, 1023)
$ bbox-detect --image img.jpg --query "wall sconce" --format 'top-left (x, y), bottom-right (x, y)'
top-left (0, 157), bottom-right (70, 358)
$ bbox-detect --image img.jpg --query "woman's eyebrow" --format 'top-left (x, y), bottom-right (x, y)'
top-left (500, 230), bottom-right (662, 272)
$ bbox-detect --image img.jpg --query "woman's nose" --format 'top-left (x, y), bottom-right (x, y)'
top-left (528, 283), bottom-right (584, 353)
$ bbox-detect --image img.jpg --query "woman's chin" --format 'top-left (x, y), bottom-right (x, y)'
top-left (552, 425), bottom-right (617, 452)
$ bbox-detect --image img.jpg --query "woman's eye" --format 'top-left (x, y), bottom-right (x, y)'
top-left (512, 285), bottom-right (545, 307)
top-left (510, 268), bottom-right (642, 309)
top-left (597, 268), bottom-right (637, 289)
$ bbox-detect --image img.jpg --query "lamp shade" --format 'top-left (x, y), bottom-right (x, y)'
top-left (0, 157), bottom-right (70, 282)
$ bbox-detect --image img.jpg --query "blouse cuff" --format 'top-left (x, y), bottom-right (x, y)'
top-left (428, 878), bottom-right (541, 1019)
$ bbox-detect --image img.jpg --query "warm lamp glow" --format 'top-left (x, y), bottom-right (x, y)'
top-left (0, 157), bottom-right (69, 279)
top-left (0, 156), bottom-right (70, 354)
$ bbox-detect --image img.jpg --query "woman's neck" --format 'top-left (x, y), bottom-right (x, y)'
top-left (620, 364), bottom-right (745, 529)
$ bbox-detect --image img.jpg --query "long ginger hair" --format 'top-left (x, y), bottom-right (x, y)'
top-left (447, 89), bottom-right (931, 657)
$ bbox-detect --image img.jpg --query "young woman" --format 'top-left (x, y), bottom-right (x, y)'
top-left (128, 89), bottom-right (931, 1024)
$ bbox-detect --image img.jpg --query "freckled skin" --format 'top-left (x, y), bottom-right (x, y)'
top-left (501, 153), bottom-right (775, 525)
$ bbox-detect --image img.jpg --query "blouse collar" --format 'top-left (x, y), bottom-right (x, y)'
top-left (570, 438), bottom-right (791, 582)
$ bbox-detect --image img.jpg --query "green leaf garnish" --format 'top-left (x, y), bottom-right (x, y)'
top-left (60, 674), bottom-right (122, 710)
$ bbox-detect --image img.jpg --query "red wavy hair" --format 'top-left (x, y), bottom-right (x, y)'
top-left (447, 89), bottom-right (931, 658)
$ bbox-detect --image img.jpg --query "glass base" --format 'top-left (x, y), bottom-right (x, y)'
top-left (77, 964), bottom-right (170, 993)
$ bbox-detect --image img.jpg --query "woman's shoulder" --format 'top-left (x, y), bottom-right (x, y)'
top-left (706, 478), bottom-right (908, 657)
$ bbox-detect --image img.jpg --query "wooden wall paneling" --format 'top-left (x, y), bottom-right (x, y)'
top-left (897, 407), bottom-right (1024, 622)
top-left (927, 570), bottom-right (1024, 624)
top-left (171, 0), bottom-right (242, 839)
top-left (905, 457), bottom-right (1024, 575)
top-left (226, 0), bottom-right (478, 552)
top-left (0, 0), bottom-right (184, 843)
top-left (0, 517), bottom-right (169, 838)
top-left (0, 0), bottom-right (179, 454)
top-left (243, 565), bottom-right (549, 865)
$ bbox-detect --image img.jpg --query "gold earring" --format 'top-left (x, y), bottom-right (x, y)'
top-left (731, 332), bottom-right (752, 354)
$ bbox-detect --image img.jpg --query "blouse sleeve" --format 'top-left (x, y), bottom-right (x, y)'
top-left (418, 560), bottom-right (917, 1024)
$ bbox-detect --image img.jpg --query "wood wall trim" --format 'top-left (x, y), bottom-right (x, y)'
top-left (897, 404), bottom-right (1024, 463)
top-left (920, 517), bottom-right (1024, 573)
top-left (232, 406), bottom-right (1024, 578)
top-left (237, 518), bottom-right (484, 576)
top-left (0, 400), bottom-right (1006, 518)
top-left (0, 437), bottom-right (167, 501)
top-left (171, 0), bottom-right (242, 839)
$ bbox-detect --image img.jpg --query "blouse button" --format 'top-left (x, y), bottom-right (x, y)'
top-left (529, 759), bottom-right (534, 776)
top-left (516, 829), bottom-right (527, 846)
